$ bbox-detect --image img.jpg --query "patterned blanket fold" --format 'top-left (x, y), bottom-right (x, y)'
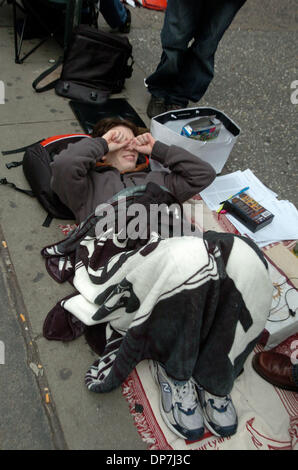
top-left (41, 183), bottom-right (273, 397)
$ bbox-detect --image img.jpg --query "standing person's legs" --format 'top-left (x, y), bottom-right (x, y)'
top-left (99, 0), bottom-right (131, 32)
top-left (146, 0), bottom-right (199, 116)
top-left (146, 0), bottom-right (246, 117)
top-left (176, 0), bottom-right (246, 103)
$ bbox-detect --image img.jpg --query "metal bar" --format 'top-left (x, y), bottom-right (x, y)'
top-left (12, 0), bottom-right (20, 63)
top-left (17, 36), bottom-right (50, 64)
top-left (64, 0), bottom-right (82, 53)
top-left (11, 0), bottom-right (66, 63)
top-left (73, 0), bottom-right (82, 26)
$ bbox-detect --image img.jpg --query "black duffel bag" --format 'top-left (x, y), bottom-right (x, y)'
top-left (33, 25), bottom-right (134, 104)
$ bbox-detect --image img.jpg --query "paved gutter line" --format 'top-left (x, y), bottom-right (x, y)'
top-left (0, 224), bottom-right (68, 451)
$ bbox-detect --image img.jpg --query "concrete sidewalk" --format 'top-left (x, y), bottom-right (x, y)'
top-left (0, 1), bottom-right (297, 450)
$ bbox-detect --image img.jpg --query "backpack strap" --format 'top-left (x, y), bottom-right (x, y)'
top-left (42, 213), bottom-right (54, 228)
top-left (2, 139), bottom-right (44, 156)
top-left (0, 178), bottom-right (53, 227)
top-left (32, 57), bottom-right (63, 93)
top-left (1, 134), bottom-right (88, 156)
top-left (6, 161), bottom-right (23, 169)
top-left (0, 177), bottom-right (34, 197)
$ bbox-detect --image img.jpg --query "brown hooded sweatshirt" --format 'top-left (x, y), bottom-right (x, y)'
top-left (51, 137), bottom-right (216, 223)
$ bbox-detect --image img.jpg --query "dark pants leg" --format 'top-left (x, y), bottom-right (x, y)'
top-left (99, 0), bottom-right (127, 28)
top-left (146, 0), bottom-right (246, 106)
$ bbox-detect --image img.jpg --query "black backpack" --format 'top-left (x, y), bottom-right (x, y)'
top-left (33, 25), bottom-right (134, 104)
top-left (1, 133), bottom-right (90, 227)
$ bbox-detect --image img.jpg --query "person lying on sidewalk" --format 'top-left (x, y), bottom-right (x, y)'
top-left (49, 118), bottom-right (273, 441)
top-left (51, 117), bottom-right (216, 224)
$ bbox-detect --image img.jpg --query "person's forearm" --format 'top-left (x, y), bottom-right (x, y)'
top-left (150, 141), bottom-right (216, 200)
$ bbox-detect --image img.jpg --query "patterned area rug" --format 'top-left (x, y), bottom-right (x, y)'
top-left (58, 199), bottom-right (298, 450)
top-left (120, 200), bottom-right (298, 450)
top-left (121, 337), bottom-right (298, 450)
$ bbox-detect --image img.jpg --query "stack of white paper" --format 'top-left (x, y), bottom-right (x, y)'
top-left (200, 169), bottom-right (298, 247)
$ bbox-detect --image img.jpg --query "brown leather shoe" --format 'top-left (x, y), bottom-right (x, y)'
top-left (252, 351), bottom-right (298, 392)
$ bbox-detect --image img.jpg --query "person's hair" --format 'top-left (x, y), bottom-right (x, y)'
top-left (92, 117), bottom-right (147, 138)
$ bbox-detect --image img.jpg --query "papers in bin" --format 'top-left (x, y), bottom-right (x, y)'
top-left (200, 169), bottom-right (298, 247)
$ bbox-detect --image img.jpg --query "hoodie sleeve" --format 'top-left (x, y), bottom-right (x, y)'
top-left (150, 141), bottom-right (216, 202)
top-left (50, 137), bottom-right (109, 215)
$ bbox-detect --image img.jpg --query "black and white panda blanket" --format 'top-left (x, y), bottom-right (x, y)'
top-left (41, 183), bottom-right (273, 396)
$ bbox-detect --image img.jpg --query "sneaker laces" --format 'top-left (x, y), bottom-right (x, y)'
top-left (174, 380), bottom-right (198, 413)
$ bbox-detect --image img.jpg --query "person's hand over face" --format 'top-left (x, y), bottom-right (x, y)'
top-left (132, 133), bottom-right (156, 156)
top-left (100, 125), bottom-right (138, 171)
top-left (102, 129), bottom-right (133, 154)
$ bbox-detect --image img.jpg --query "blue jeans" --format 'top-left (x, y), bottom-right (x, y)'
top-left (99, 0), bottom-right (127, 28)
top-left (146, 0), bottom-right (246, 106)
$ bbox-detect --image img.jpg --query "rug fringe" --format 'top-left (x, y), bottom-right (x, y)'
top-left (122, 375), bottom-right (162, 450)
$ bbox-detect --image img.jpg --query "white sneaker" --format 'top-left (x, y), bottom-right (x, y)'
top-left (197, 386), bottom-right (238, 437)
top-left (150, 361), bottom-right (204, 441)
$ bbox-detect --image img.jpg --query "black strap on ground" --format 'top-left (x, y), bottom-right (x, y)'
top-left (2, 139), bottom-right (44, 156)
top-left (2, 145), bottom-right (30, 156)
top-left (42, 213), bottom-right (53, 227)
top-left (0, 178), bottom-right (53, 227)
top-left (0, 178), bottom-right (34, 197)
top-left (32, 57), bottom-right (64, 93)
top-left (6, 161), bottom-right (23, 169)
